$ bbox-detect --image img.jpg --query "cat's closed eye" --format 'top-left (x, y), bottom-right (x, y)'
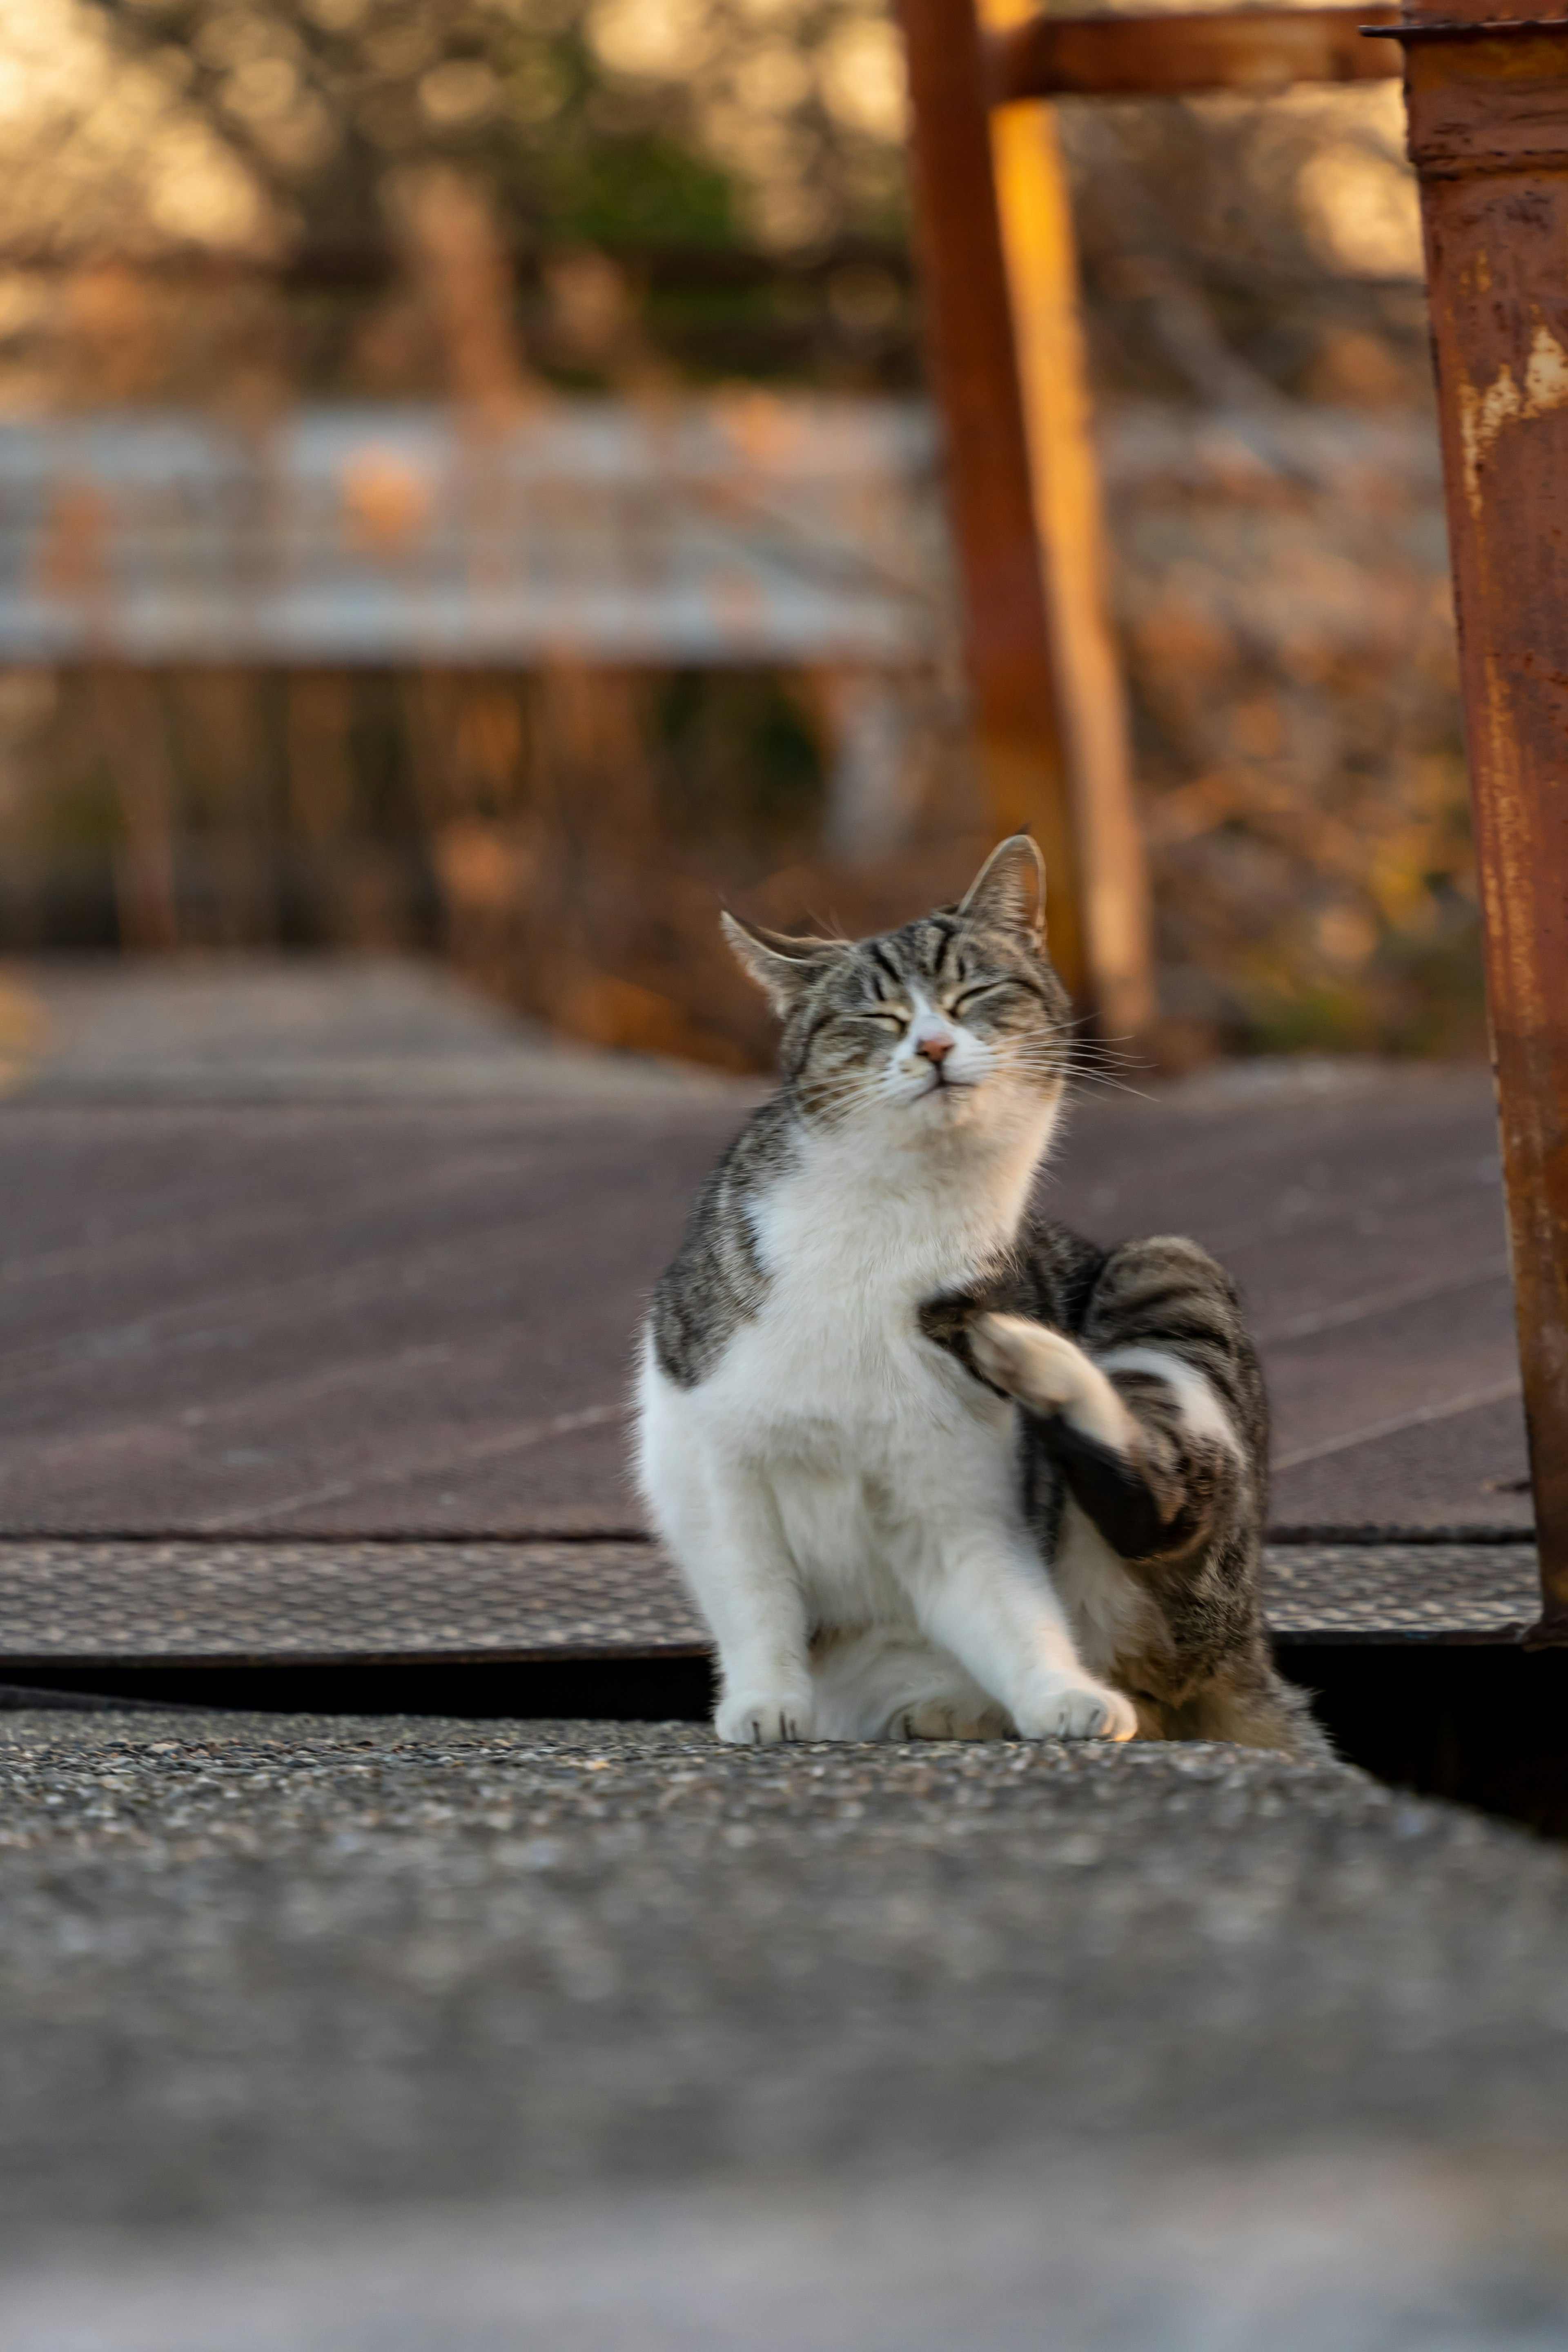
top-left (949, 980), bottom-right (1014, 1016)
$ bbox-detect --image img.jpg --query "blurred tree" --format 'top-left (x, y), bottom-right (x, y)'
top-left (7, 2), bottom-right (1432, 404)
top-left (1062, 86), bottom-right (1431, 410)
top-left (73, 0), bottom-right (904, 253)
top-left (0, 0), bottom-right (908, 391)
top-left (0, 0), bottom-right (1481, 1069)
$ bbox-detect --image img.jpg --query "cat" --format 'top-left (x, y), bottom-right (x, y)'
top-left (636, 834), bottom-right (1320, 1755)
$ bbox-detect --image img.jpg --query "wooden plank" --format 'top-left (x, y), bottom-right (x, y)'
top-left (1399, 4), bottom-right (1568, 1646)
top-left (0, 1031), bottom-right (1527, 1542)
top-left (896, 0), bottom-right (1087, 1001)
top-left (991, 6), bottom-right (1402, 104)
top-left (984, 0), bottom-right (1155, 1041)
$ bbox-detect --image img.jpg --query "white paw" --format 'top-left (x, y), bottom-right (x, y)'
top-left (715, 1687), bottom-right (816, 1745)
top-left (970, 1313), bottom-right (1087, 1411)
top-left (1012, 1674), bottom-right (1137, 1743)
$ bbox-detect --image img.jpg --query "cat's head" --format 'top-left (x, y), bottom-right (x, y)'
top-left (721, 836), bottom-right (1074, 1136)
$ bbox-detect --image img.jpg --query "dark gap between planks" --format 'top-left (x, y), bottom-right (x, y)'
top-left (3, 1646), bottom-right (1567, 1842)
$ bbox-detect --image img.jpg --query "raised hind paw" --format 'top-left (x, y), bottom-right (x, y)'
top-left (969, 1314), bottom-right (1137, 1458)
top-left (969, 1313), bottom-right (1090, 1411)
top-left (715, 1686), bottom-right (817, 1745)
top-left (1012, 1674), bottom-right (1137, 1744)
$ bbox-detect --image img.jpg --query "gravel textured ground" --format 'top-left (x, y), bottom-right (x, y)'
top-left (4, 1707), bottom-right (1568, 2250)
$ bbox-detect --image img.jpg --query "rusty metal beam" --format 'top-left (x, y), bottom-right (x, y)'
top-left (1395, 0), bottom-right (1568, 1644)
top-left (991, 5), bottom-right (1401, 103)
top-left (897, 0), bottom-right (1087, 1000)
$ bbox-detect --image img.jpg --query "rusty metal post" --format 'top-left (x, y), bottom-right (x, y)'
top-left (1397, 0), bottom-right (1568, 1641)
top-left (897, 0), bottom-right (1087, 1002)
top-left (982, 0), bottom-right (1156, 1042)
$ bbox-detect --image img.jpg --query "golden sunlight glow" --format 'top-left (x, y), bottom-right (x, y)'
top-left (147, 119), bottom-right (269, 246)
top-left (590, 0), bottom-right (715, 80)
top-left (0, 0), bottom-right (272, 253)
top-left (817, 18), bottom-right (907, 140)
top-left (1297, 142), bottom-right (1423, 279)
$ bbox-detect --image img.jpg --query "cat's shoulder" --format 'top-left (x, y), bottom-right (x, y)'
top-left (676, 1093), bottom-right (799, 1233)
top-left (648, 1094), bottom-right (797, 1389)
top-left (692, 1093), bottom-right (802, 1241)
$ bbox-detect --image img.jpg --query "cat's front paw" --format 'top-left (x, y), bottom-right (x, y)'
top-left (970, 1313), bottom-right (1088, 1412)
top-left (1012, 1673), bottom-right (1136, 1743)
top-left (715, 1686), bottom-right (817, 1745)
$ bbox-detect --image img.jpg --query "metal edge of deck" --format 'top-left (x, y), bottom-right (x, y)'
top-left (0, 1539), bottom-right (1546, 1665)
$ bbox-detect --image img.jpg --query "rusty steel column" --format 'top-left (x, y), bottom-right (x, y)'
top-left (983, 0), bottom-right (1156, 1044)
top-left (897, 0), bottom-right (1086, 1001)
top-left (1398, 0), bottom-right (1568, 1640)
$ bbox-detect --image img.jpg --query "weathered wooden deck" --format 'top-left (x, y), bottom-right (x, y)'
top-left (0, 959), bottom-right (1533, 1672)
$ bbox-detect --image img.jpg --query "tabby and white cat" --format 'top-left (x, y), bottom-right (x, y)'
top-left (637, 836), bottom-right (1318, 1753)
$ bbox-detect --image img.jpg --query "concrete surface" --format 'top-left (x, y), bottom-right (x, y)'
top-left (0, 964), bottom-right (1552, 2349)
top-left (2, 1713), bottom-right (1567, 2215)
top-left (2, 1708), bottom-right (1568, 2343)
top-left (6, 2147), bottom-right (1568, 2351)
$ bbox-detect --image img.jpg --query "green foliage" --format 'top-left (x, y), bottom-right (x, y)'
top-left (541, 128), bottom-right (738, 250)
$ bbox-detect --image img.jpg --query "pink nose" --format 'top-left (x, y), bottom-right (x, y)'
top-left (916, 1033), bottom-right (953, 1065)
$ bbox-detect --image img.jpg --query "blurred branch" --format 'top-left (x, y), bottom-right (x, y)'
top-left (1113, 253), bottom-right (1292, 413)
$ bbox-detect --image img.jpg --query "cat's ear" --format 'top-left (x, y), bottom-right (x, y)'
top-left (720, 911), bottom-right (847, 1014)
top-left (958, 833), bottom-right (1047, 949)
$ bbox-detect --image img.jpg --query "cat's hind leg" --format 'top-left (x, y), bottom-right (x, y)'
top-left (969, 1314), bottom-right (1138, 1451)
top-left (968, 1306), bottom-right (1246, 1569)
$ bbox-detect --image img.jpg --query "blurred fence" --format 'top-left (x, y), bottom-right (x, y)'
top-left (0, 385), bottom-right (1476, 1068)
top-left (0, 392), bottom-right (978, 1069)
top-left (0, 399), bottom-right (938, 666)
top-left (0, 0), bottom-right (1478, 1067)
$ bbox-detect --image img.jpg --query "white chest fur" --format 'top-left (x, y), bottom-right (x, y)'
top-left (716, 1116), bottom-right (1043, 1424)
top-left (637, 1089), bottom-right (1140, 1745)
top-left (639, 1109), bottom-right (1053, 1632)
